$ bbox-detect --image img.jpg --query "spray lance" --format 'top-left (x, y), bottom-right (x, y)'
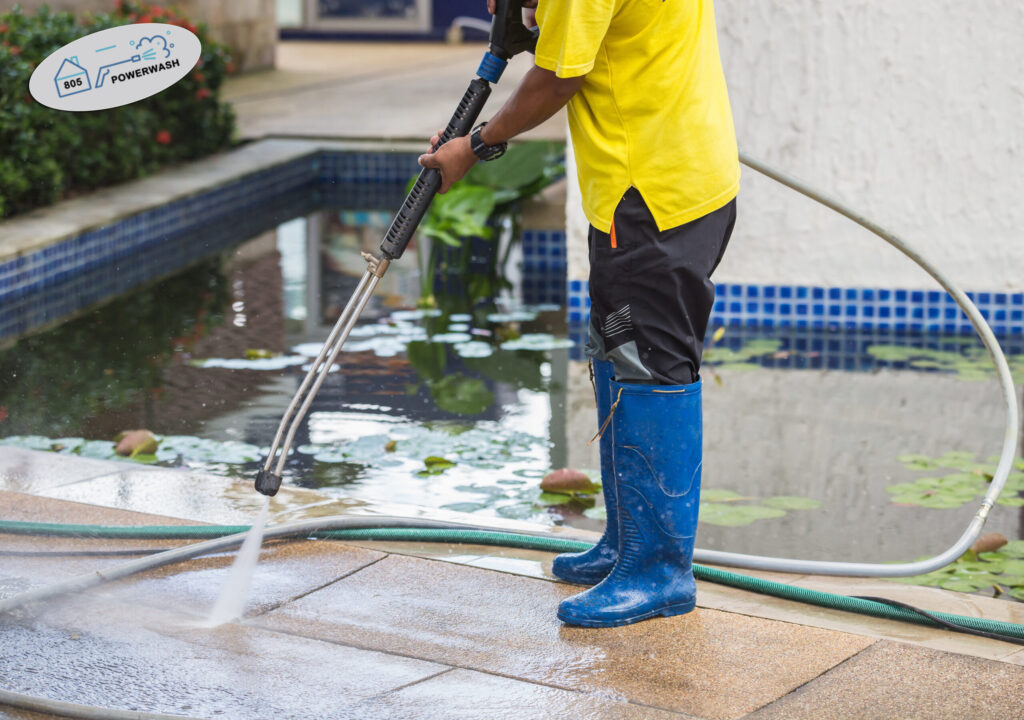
top-left (254, 1), bottom-right (538, 496)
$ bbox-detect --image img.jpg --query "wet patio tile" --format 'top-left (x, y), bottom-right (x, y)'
top-left (696, 576), bottom-right (1024, 663)
top-left (746, 640), bottom-right (1024, 719)
top-left (0, 448), bottom-right (126, 493)
top-left (352, 668), bottom-right (696, 719)
top-left (0, 600), bottom-right (448, 720)
top-left (255, 553), bottom-right (874, 719)
top-left (1005, 648), bottom-right (1024, 666)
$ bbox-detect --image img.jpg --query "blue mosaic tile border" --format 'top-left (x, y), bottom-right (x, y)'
top-left (0, 150), bottom-right (432, 343)
top-left (521, 229), bottom-right (567, 305)
top-left (566, 280), bottom-right (1024, 336)
top-left (566, 320), bottom-right (1024, 368)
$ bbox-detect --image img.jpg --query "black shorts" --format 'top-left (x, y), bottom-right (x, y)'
top-left (586, 188), bottom-right (737, 385)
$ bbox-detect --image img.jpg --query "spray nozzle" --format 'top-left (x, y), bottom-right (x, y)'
top-left (254, 468), bottom-right (282, 497)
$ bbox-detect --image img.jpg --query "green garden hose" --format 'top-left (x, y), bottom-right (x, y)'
top-left (2, 516), bottom-right (1022, 642)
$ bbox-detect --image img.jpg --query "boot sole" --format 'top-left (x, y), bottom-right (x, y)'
top-left (557, 598), bottom-right (696, 628)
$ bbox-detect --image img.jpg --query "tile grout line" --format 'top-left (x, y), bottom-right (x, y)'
top-left (248, 621), bottom-right (695, 717)
top-left (246, 553), bottom-right (391, 618)
top-left (736, 640), bottom-right (881, 718)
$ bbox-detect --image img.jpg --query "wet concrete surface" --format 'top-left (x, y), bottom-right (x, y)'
top-left (3, 453), bottom-right (1024, 719)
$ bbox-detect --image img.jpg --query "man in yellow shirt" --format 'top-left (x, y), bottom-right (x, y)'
top-left (419, 0), bottom-right (739, 627)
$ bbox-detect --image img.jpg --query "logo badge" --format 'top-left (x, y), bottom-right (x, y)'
top-left (29, 23), bottom-right (202, 112)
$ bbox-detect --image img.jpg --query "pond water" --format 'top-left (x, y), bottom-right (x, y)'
top-left (1, 203), bottom-right (1023, 594)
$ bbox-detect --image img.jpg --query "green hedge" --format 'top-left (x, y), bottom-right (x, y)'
top-left (0, 1), bottom-right (235, 219)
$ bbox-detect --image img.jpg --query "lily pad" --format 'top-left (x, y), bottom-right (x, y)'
top-left (762, 496), bottom-right (822, 511)
top-left (699, 503), bottom-right (787, 527)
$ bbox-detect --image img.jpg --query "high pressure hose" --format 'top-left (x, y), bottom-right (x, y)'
top-left (691, 153), bottom-right (1022, 578)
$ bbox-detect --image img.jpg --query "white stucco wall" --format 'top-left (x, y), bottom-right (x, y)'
top-left (566, 1), bottom-right (1024, 293)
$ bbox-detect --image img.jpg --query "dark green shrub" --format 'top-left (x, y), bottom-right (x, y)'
top-left (0, 2), bottom-right (236, 219)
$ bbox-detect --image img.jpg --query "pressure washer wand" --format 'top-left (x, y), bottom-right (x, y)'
top-left (255, 1), bottom-right (538, 496)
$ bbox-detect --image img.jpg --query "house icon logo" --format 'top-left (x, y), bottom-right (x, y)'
top-left (54, 56), bottom-right (92, 97)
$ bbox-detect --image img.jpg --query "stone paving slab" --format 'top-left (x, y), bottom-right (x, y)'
top-left (746, 640), bottom-right (1024, 719)
top-left (253, 552), bottom-right (875, 719)
top-left (348, 667), bottom-right (696, 720)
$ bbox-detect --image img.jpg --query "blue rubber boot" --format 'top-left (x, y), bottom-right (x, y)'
top-left (557, 378), bottom-right (702, 627)
top-left (551, 359), bottom-right (618, 585)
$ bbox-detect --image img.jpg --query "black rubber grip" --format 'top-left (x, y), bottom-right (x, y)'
top-left (380, 78), bottom-right (492, 260)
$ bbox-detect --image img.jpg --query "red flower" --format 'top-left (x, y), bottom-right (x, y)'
top-left (0, 406), bottom-right (8, 423)
top-left (195, 87), bottom-right (211, 100)
top-left (0, 24), bottom-right (8, 33)
top-left (192, 71), bottom-right (204, 83)
top-left (185, 23), bottom-right (197, 34)
top-left (9, 45), bottom-right (20, 56)
top-left (115, 0), bottom-right (124, 10)
top-left (151, 7), bottom-right (165, 18)
top-left (155, 129), bottom-right (172, 145)
top-left (139, 14), bottom-right (152, 23)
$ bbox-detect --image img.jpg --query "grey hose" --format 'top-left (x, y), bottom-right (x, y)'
top-left (0, 687), bottom-right (199, 720)
top-left (692, 153), bottom-right (1022, 577)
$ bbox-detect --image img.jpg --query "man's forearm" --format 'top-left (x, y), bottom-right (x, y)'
top-left (481, 64), bottom-right (584, 146)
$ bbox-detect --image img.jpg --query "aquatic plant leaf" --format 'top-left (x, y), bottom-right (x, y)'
top-left (496, 502), bottom-right (537, 520)
top-left (1000, 560), bottom-right (1024, 576)
top-left (762, 496), bottom-right (822, 511)
top-left (996, 497), bottom-right (1024, 507)
top-left (940, 577), bottom-right (996, 593)
top-left (1001, 540), bottom-right (1024, 558)
top-left (867, 345), bottom-right (916, 361)
top-left (1010, 586), bottom-right (1024, 601)
top-left (0, 435), bottom-right (56, 450)
top-left (453, 341), bottom-right (494, 359)
top-left (699, 503), bottom-right (787, 527)
top-left (405, 340), bottom-right (446, 381)
top-left (428, 374), bottom-right (494, 415)
top-left (423, 456), bottom-right (457, 471)
top-left (583, 506), bottom-right (608, 520)
top-left (897, 453), bottom-right (938, 469)
top-left (441, 502), bottom-right (487, 514)
top-left (499, 334), bottom-right (574, 351)
top-left (536, 492), bottom-right (573, 506)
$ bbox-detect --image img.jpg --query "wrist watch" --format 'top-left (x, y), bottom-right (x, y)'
top-left (469, 122), bottom-right (507, 162)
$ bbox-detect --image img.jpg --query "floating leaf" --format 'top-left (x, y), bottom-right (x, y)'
top-left (762, 496), bottom-right (822, 511)
top-left (1002, 540), bottom-right (1024, 558)
top-left (699, 503), bottom-right (787, 527)
top-left (583, 506), bottom-right (607, 520)
top-left (424, 456), bottom-right (457, 471)
top-left (940, 577), bottom-right (997, 593)
top-left (536, 492), bottom-right (573, 506)
top-left (441, 502), bottom-right (487, 514)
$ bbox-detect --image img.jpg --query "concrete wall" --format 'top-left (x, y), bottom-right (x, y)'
top-left (566, 1), bottom-right (1024, 294)
top-left (6, 0), bottom-right (276, 71)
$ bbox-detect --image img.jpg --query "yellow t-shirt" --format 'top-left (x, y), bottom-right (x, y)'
top-left (534, 0), bottom-right (739, 232)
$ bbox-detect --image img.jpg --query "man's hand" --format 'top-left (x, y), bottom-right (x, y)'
top-left (418, 130), bottom-right (477, 194)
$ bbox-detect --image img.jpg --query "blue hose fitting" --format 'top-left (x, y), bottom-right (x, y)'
top-left (477, 51), bottom-right (507, 84)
